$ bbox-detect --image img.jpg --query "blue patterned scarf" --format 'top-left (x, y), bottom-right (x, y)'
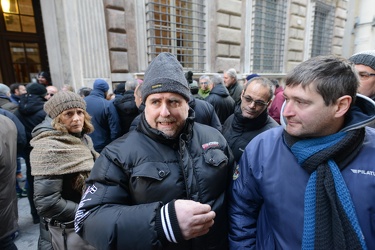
top-left (284, 128), bottom-right (367, 250)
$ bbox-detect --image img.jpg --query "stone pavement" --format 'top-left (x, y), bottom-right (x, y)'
top-left (14, 159), bottom-right (39, 250)
top-left (14, 159), bottom-right (39, 249)
top-left (14, 196), bottom-right (39, 249)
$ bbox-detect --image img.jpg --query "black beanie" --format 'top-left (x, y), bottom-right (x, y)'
top-left (349, 50), bottom-right (375, 71)
top-left (141, 53), bottom-right (190, 102)
top-left (114, 82), bottom-right (126, 95)
top-left (27, 83), bottom-right (47, 97)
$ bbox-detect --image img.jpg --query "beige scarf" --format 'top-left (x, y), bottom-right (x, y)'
top-left (30, 130), bottom-right (99, 176)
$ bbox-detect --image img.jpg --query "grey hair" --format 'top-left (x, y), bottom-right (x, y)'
top-left (199, 75), bottom-right (210, 82)
top-left (225, 68), bottom-right (237, 80)
top-left (125, 78), bottom-right (138, 91)
top-left (211, 74), bottom-right (224, 87)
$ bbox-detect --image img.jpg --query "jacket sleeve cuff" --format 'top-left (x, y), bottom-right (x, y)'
top-left (155, 200), bottom-right (184, 244)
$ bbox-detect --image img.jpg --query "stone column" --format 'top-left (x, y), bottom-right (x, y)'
top-left (40, 0), bottom-right (112, 91)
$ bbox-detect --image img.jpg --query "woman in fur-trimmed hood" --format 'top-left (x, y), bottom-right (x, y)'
top-left (30, 90), bottom-right (99, 250)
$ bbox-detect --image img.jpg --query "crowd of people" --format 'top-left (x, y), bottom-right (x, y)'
top-left (0, 50), bottom-right (375, 249)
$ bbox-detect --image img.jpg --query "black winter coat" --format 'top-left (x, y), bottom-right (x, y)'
top-left (14, 94), bottom-right (46, 145)
top-left (75, 111), bottom-right (235, 250)
top-left (205, 84), bottom-right (235, 124)
top-left (188, 96), bottom-right (222, 132)
top-left (222, 106), bottom-right (279, 162)
top-left (113, 90), bottom-right (139, 135)
top-left (227, 81), bottom-right (243, 104)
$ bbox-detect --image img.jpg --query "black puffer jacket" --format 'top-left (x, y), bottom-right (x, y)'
top-left (188, 96), bottom-right (222, 132)
top-left (31, 119), bottom-right (97, 223)
top-left (14, 94), bottom-right (46, 145)
top-left (113, 90), bottom-right (138, 135)
top-left (75, 110), bottom-right (234, 250)
top-left (205, 84), bottom-right (235, 124)
top-left (222, 105), bottom-right (279, 162)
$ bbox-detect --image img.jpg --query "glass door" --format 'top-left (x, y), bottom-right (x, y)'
top-left (0, 0), bottom-right (48, 85)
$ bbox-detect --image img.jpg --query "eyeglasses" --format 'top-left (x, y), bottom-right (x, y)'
top-left (358, 72), bottom-right (375, 80)
top-left (200, 82), bottom-right (209, 85)
top-left (241, 95), bottom-right (269, 107)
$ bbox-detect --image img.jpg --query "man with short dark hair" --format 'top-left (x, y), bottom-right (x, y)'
top-left (9, 83), bottom-right (26, 104)
top-left (229, 55), bottom-right (375, 249)
top-left (349, 50), bottom-right (375, 127)
top-left (76, 52), bottom-right (234, 249)
top-left (223, 77), bottom-right (279, 162)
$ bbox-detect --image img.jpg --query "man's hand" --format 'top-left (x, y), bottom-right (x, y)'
top-left (174, 199), bottom-right (216, 240)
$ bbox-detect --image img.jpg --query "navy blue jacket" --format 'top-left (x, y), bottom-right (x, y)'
top-left (85, 89), bottom-right (121, 152)
top-left (228, 95), bottom-right (375, 249)
top-left (0, 108), bottom-right (27, 153)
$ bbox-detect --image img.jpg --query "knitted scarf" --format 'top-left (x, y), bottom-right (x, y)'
top-left (30, 130), bottom-right (99, 176)
top-left (284, 128), bottom-right (367, 250)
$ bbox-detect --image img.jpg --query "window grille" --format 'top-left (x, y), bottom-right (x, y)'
top-left (311, 1), bottom-right (334, 57)
top-left (145, 0), bottom-right (206, 72)
top-left (251, 0), bottom-right (287, 73)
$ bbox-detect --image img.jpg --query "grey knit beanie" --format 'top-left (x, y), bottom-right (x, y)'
top-left (44, 91), bottom-right (86, 118)
top-left (141, 52), bottom-right (190, 101)
top-left (349, 50), bottom-right (375, 71)
top-left (0, 83), bottom-right (10, 95)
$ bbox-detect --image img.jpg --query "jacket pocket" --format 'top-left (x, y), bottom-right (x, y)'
top-left (132, 162), bottom-right (170, 180)
top-left (203, 148), bottom-right (228, 167)
top-left (130, 162), bottom-right (175, 204)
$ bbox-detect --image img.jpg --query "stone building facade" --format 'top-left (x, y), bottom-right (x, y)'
top-left (40, 0), bottom-right (351, 91)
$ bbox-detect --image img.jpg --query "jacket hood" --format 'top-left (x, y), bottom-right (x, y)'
top-left (32, 116), bottom-right (54, 138)
top-left (188, 94), bottom-right (196, 109)
top-left (210, 84), bottom-right (230, 97)
top-left (280, 93), bottom-right (375, 131)
top-left (87, 89), bottom-right (107, 99)
top-left (18, 94), bottom-right (46, 115)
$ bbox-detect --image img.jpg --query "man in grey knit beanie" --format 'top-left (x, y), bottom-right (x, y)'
top-left (349, 50), bottom-right (375, 99)
top-left (141, 52), bottom-right (190, 102)
top-left (349, 50), bottom-right (375, 128)
top-left (74, 52), bottom-right (234, 249)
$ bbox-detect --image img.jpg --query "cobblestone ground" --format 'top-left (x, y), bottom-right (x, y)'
top-left (14, 196), bottom-right (39, 249)
top-left (14, 159), bottom-right (39, 250)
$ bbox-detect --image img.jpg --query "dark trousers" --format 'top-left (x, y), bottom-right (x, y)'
top-left (0, 235), bottom-right (17, 250)
top-left (23, 147), bottom-right (38, 219)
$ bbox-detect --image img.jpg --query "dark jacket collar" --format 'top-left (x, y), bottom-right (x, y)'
top-left (232, 105), bottom-right (269, 132)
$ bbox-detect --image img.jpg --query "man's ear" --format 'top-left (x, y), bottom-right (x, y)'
top-left (334, 95), bottom-right (352, 118)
